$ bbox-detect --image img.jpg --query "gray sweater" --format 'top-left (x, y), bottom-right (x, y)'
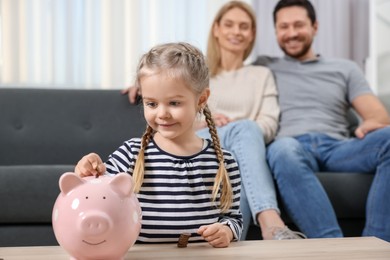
top-left (254, 55), bottom-right (372, 140)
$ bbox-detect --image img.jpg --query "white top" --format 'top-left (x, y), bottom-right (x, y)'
top-left (208, 65), bottom-right (280, 144)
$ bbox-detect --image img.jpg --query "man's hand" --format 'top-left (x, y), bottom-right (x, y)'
top-left (197, 223), bottom-right (233, 248)
top-left (352, 94), bottom-right (390, 139)
top-left (355, 120), bottom-right (387, 139)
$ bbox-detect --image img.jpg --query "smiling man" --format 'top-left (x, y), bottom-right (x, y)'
top-left (254, 0), bottom-right (390, 242)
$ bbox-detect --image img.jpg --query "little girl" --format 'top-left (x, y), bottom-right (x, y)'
top-left (75, 42), bottom-right (243, 248)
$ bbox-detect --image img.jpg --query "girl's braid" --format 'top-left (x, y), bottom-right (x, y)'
top-left (133, 125), bottom-right (155, 193)
top-left (203, 105), bottom-right (233, 212)
top-left (203, 106), bottom-right (224, 162)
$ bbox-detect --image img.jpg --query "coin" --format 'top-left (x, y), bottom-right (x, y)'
top-left (177, 233), bottom-right (191, 248)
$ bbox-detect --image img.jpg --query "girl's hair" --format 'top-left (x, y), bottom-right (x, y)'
top-left (133, 42), bottom-right (233, 212)
top-left (207, 1), bottom-right (257, 77)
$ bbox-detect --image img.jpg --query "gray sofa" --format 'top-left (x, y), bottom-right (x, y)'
top-left (0, 88), bottom-right (382, 246)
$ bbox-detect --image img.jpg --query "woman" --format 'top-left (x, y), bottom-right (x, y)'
top-left (195, 0), bottom-right (304, 240)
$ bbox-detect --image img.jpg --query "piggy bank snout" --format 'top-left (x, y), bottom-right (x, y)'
top-left (79, 211), bottom-right (113, 237)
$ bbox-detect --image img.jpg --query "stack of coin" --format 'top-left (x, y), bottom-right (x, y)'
top-left (177, 233), bottom-right (191, 248)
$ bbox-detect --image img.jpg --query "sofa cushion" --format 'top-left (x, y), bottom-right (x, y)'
top-left (0, 88), bottom-right (146, 165)
top-left (0, 165), bottom-right (73, 223)
top-left (316, 172), bottom-right (373, 218)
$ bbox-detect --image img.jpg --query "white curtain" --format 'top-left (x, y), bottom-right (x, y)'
top-left (0, 0), bottom-right (241, 89)
top-left (0, 0), bottom-right (369, 89)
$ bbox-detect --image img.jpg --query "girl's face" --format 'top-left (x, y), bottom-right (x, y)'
top-left (141, 73), bottom-right (208, 143)
top-left (213, 7), bottom-right (254, 57)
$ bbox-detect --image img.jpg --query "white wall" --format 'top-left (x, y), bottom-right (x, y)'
top-left (371, 0), bottom-right (390, 95)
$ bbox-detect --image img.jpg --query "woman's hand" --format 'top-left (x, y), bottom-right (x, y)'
top-left (213, 113), bottom-right (231, 127)
top-left (74, 153), bottom-right (106, 178)
top-left (121, 86), bottom-right (141, 104)
top-left (197, 223), bottom-right (233, 248)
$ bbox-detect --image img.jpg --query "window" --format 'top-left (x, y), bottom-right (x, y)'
top-left (0, 0), bottom-right (238, 89)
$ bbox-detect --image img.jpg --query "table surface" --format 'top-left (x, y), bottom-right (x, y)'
top-left (1, 237), bottom-right (390, 260)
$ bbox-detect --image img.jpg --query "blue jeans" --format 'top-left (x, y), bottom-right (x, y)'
top-left (197, 119), bottom-right (279, 240)
top-left (266, 127), bottom-right (390, 241)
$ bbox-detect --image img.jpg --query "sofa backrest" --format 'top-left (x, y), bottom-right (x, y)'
top-left (0, 88), bottom-right (146, 165)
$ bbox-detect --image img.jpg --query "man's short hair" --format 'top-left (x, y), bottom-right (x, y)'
top-left (273, 0), bottom-right (316, 25)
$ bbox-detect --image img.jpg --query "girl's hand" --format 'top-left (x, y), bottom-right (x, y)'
top-left (75, 153), bottom-right (106, 178)
top-left (197, 223), bottom-right (233, 248)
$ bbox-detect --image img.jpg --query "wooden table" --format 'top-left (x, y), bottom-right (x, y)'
top-left (1, 237), bottom-right (389, 259)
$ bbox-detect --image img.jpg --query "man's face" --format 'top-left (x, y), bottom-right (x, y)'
top-left (275, 6), bottom-right (317, 61)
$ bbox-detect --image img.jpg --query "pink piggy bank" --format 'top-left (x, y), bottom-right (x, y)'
top-left (52, 172), bottom-right (142, 260)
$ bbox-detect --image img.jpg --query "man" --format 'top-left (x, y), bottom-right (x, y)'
top-left (255, 0), bottom-right (390, 241)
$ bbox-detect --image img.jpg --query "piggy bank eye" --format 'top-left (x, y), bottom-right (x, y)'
top-left (103, 196), bottom-right (106, 199)
top-left (85, 196), bottom-right (89, 199)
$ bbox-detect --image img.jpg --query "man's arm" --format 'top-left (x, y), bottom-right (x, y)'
top-left (352, 94), bottom-right (390, 138)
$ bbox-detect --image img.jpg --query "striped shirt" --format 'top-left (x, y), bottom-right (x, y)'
top-left (105, 138), bottom-right (243, 243)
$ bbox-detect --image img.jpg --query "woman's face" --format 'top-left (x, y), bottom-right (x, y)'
top-left (213, 7), bottom-right (254, 57)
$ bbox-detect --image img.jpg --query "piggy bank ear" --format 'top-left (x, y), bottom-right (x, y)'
top-left (59, 172), bottom-right (86, 195)
top-left (109, 173), bottom-right (135, 197)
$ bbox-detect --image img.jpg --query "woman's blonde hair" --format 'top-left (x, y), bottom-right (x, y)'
top-left (207, 1), bottom-right (257, 77)
top-left (133, 42), bottom-right (233, 212)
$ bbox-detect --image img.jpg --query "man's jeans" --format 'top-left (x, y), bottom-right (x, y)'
top-left (197, 119), bottom-right (279, 240)
top-left (267, 127), bottom-right (390, 241)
